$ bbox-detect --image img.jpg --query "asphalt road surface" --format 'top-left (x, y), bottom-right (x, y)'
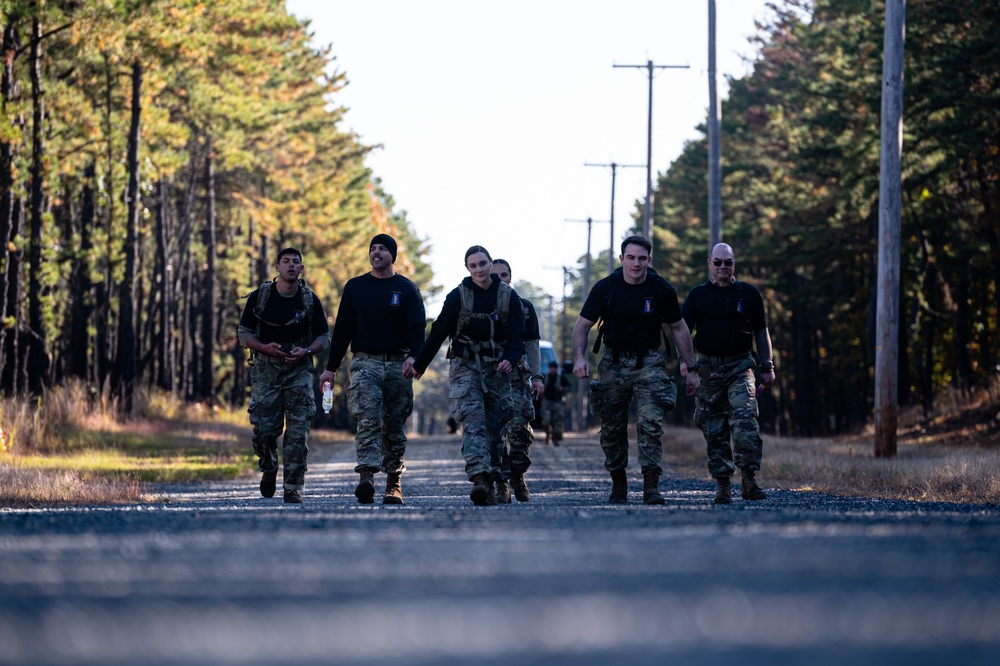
top-left (2, 431), bottom-right (999, 665)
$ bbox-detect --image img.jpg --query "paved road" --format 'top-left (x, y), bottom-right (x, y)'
top-left (2, 431), bottom-right (999, 665)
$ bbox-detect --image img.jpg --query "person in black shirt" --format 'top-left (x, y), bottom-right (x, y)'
top-left (572, 235), bottom-right (698, 505)
top-left (320, 234), bottom-right (426, 505)
top-left (407, 245), bottom-right (526, 506)
top-left (681, 242), bottom-right (775, 504)
top-left (238, 247), bottom-right (331, 504)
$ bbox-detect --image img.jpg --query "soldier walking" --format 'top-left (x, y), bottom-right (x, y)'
top-left (320, 234), bottom-right (426, 505)
top-left (571, 236), bottom-right (699, 505)
top-left (541, 361), bottom-right (571, 445)
top-left (681, 242), bottom-right (775, 504)
top-left (238, 247), bottom-right (331, 504)
top-left (407, 246), bottom-right (526, 506)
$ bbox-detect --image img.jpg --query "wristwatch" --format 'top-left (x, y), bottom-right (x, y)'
top-left (758, 361), bottom-right (774, 371)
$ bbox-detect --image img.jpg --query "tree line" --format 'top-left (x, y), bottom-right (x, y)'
top-left (3, 1), bottom-right (995, 441)
top-left (0, 0), bottom-right (431, 415)
top-left (645, 0), bottom-right (998, 435)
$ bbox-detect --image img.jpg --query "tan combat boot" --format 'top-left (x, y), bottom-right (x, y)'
top-left (354, 468), bottom-right (376, 504)
top-left (511, 473), bottom-right (531, 502)
top-left (642, 467), bottom-right (665, 505)
top-left (383, 472), bottom-right (403, 505)
top-left (495, 478), bottom-right (512, 503)
top-left (470, 473), bottom-right (492, 506)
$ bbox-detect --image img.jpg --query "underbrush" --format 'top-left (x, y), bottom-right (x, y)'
top-left (0, 382), bottom-right (255, 507)
top-left (664, 382), bottom-right (1000, 504)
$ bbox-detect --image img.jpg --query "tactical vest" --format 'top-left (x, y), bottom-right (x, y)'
top-left (449, 280), bottom-right (512, 362)
top-left (244, 279), bottom-right (315, 364)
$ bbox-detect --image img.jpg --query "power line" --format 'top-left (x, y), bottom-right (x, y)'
top-left (613, 59), bottom-right (690, 245)
top-left (584, 161), bottom-right (644, 273)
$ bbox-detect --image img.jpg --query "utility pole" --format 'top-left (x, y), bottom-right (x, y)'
top-left (875, 0), bottom-right (906, 458)
top-left (584, 161), bottom-right (644, 273)
top-left (565, 217), bottom-right (608, 298)
top-left (708, 0), bottom-right (723, 249)
top-left (614, 59), bottom-right (689, 243)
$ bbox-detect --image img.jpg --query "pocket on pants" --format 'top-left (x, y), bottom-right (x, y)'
top-left (654, 376), bottom-right (677, 412)
top-left (449, 379), bottom-right (480, 422)
top-left (589, 381), bottom-right (614, 419)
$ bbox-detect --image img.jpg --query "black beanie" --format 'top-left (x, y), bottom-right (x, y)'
top-left (370, 233), bottom-right (397, 262)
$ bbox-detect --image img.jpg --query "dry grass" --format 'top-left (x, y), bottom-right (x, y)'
top-left (663, 383), bottom-right (1000, 504)
top-left (0, 465), bottom-right (142, 508)
top-left (0, 382), bottom-right (258, 507)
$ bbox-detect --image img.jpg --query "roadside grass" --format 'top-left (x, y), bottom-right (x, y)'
top-left (663, 382), bottom-right (1000, 504)
top-left (3, 380), bottom-right (999, 507)
top-left (0, 383), bottom-right (258, 508)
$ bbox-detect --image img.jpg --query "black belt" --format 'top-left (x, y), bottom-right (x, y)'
top-left (354, 352), bottom-right (408, 362)
top-left (698, 353), bottom-right (750, 364)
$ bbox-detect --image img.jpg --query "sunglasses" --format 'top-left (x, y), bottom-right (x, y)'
top-left (712, 259), bottom-right (734, 267)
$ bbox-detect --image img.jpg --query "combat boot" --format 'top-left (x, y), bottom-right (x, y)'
top-left (354, 468), bottom-right (376, 504)
top-left (259, 468), bottom-right (277, 498)
top-left (713, 477), bottom-right (732, 504)
top-left (511, 473), bottom-right (531, 502)
top-left (741, 470), bottom-right (768, 501)
top-left (383, 472), bottom-right (403, 505)
top-left (495, 477), bottom-right (511, 503)
top-left (470, 473), bottom-right (492, 506)
top-left (609, 469), bottom-right (628, 504)
top-left (283, 489), bottom-right (303, 504)
top-left (642, 467), bottom-right (665, 505)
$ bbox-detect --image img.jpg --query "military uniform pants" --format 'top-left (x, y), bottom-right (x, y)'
top-left (346, 357), bottom-right (413, 475)
top-left (693, 353), bottom-right (763, 479)
top-left (248, 361), bottom-right (316, 492)
top-left (489, 368), bottom-right (534, 480)
top-left (449, 358), bottom-right (514, 479)
top-left (587, 349), bottom-right (677, 473)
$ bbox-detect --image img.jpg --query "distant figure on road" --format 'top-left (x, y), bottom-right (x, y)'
top-left (238, 247), bottom-right (331, 504)
top-left (571, 235), bottom-right (698, 505)
top-left (541, 361), bottom-right (571, 445)
top-left (681, 242), bottom-right (775, 505)
top-left (488, 258), bottom-right (543, 503)
top-left (320, 234), bottom-right (426, 506)
top-left (407, 245), bottom-right (526, 506)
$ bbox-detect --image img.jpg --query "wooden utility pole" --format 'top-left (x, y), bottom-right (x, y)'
top-left (875, 0), bottom-right (906, 458)
top-left (565, 217), bottom-right (608, 297)
top-left (613, 60), bottom-right (689, 243)
top-left (584, 161), bottom-right (644, 273)
top-left (708, 0), bottom-right (723, 249)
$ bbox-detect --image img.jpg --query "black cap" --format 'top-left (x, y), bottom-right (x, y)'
top-left (370, 234), bottom-right (397, 262)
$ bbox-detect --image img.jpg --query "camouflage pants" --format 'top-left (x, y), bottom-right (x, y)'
top-left (541, 399), bottom-right (565, 440)
top-left (346, 357), bottom-right (413, 475)
top-left (588, 348), bottom-right (677, 473)
top-left (248, 360), bottom-right (316, 491)
top-left (449, 358), bottom-right (514, 479)
top-left (693, 353), bottom-right (762, 479)
top-left (489, 367), bottom-right (534, 479)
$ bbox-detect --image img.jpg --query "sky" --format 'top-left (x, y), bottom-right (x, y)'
top-left (285, 0), bottom-right (775, 309)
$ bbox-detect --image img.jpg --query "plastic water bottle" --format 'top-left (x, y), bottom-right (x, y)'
top-left (322, 382), bottom-right (334, 414)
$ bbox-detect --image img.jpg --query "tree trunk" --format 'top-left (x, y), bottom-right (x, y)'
top-left (26, 14), bottom-right (46, 396)
top-left (0, 19), bottom-right (21, 391)
top-left (200, 138), bottom-right (217, 403)
top-left (112, 60), bottom-right (142, 414)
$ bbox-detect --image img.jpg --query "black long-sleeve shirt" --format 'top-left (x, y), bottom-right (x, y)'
top-left (326, 272), bottom-right (426, 372)
top-left (413, 274), bottom-right (525, 374)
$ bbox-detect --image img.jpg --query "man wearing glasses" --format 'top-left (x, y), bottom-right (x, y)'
top-left (681, 243), bottom-right (776, 505)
